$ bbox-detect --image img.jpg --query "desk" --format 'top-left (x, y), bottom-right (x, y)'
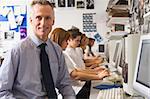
top-left (90, 80), bottom-right (103, 99)
top-left (89, 80), bottom-right (144, 99)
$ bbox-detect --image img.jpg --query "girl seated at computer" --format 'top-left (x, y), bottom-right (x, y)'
top-left (50, 27), bottom-right (109, 99)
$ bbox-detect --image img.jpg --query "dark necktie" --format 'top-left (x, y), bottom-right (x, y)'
top-left (39, 43), bottom-right (57, 99)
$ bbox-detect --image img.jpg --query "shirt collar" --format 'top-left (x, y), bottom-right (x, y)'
top-left (30, 33), bottom-right (49, 47)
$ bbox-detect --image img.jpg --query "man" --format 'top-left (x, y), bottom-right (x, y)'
top-left (86, 38), bottom-right (95, 57)
top-left (0, 0), bottom-right (75, 99)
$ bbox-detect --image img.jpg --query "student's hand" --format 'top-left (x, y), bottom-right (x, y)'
top-left (93, 66), bottom-right (105, 72)
top-left (88, 64), bottom-right (99, 69)
top-left (94, 57), bottom-right (104, 64)
top-left (98, 69), bottom-right (110, 79)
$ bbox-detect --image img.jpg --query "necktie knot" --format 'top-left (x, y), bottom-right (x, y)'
top-left (39, 43), bottom-right (47, 49)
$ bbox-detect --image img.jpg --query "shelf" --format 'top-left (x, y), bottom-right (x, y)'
top-left (107, 17), bottom-right (129, 27)
top-left (107, 31), bottom-right (129, 40)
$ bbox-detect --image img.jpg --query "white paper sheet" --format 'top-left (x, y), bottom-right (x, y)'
top-left (8, 9), bottom-right (17, 29)
top-left (0, 22), bottom-right (9, 31)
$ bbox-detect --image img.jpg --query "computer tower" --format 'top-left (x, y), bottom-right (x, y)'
top-left (122, 34), bottom-right (140, 95)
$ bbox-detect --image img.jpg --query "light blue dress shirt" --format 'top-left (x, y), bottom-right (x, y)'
top-left (0, 34), bottom-right (75, 99)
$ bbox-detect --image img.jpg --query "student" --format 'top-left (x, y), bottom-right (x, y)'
top-left (50, 28), bottom-right (70, 50)
top-left (64, 29), bottom-right (109, 99)
top-left (77, 32), bottom-right (104, 69)
top-left (85, 37), bottom-right (95, 57)
top-left (50, 28), bottom-right (107, 80)
top-left (50, 28), bottom-right (109, 99)
top-left (0, 0), bottom-right (75, 99)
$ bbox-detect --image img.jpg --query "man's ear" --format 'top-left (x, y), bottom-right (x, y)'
top-left (30, 17), bottom-right (32, 24)
top-left (52, 19), bottom-right (55, 25)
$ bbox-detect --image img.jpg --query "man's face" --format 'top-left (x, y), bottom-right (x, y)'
top-left (30, 4), bottom-right (54, 41)
top-left (68, 36), bottom-right (81, 48)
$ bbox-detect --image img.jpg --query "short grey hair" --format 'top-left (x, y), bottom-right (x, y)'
top-left (31, 0), bottom-right (54, 8)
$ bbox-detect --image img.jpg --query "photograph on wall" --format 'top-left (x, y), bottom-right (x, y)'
top-left (58, 0), bottom-right (66, 7)
top-left (4, 31), bottom-right (14, 40)
top-left (94, 33), bottom-right (103, 43)
top-left (77, 0), bottom-right (85, 8)
top-left (83, 13), bottom-right (97, 32)
top-left (86, 0), bottom-right (94, 9)
top-left (20, 26), bottom-right (27, 39)
top-left (51, 0), bottom-right (56, 7)
top-left (67, 0), bottom-right (75, 7)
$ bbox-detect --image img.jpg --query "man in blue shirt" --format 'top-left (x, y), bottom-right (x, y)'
top-left (0, 0), bottom-right (75, 99)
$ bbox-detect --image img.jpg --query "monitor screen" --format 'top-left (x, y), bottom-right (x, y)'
top-left (104, 43), bottom-right (109, 62)
top-left (115, 24), bottom-right (125, 31)
top-left (136, 39), bottom-right (150, 88)
top-left (118, 38), bottom-right (125, 68)
top-left (99, 44), bottom-right (105, 53)
top-left (133, 35), bottom-right (150, 98)
top-left (112, 42), bottom-right (120, 63)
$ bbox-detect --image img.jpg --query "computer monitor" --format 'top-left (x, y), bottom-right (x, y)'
top-left (133, 35), bottom-right (150, 98)
top-left (117, 38), bottom-right (125, 74)
top-left (99, 44), bottom-right (105, 53)
top-left (104, 42), bottom-right (109, 62)
top-left (112, 41), bottom-right (120, 67)
top-left (122, 34), bottom-right (141, 95)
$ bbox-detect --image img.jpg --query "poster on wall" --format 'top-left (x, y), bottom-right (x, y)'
top-left (76, 0), bottom-right (85, 8)
top-left (86, 0), bottom-right (94, 9)
top-left (83, 13), bottom-right (97, 32)
top-left (50, 0), bottom-right (56, 7)
top-left (94, 33), bottom-right (103, 43)
top-left (20, 26), bottom-right (27, 39)
top-left (4, 31), bottom-right (14, 40)
top-left (0, 5), bottom-right (27, 39)
top-left (67, 0), bottom-right (75, 7)
top-left (58, 0), bottom-right (66, 7)
top-left (0, 5), bottom-right (27, 54)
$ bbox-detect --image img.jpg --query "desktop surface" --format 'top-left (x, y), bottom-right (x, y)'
top-left (90, 77), bottom-right (145, 99)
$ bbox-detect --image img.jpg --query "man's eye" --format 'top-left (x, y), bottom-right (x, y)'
top-left (36, 16), bottom-right (42, 20)
top-left (46, 16), bottom-right (51, 20)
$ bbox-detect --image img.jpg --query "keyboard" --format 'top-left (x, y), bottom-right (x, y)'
top-left (96, 88), bottom-right (124, 99)
top-left (103, 72), bottom-right (122, 83)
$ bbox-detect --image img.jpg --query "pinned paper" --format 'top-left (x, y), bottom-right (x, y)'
top-left (14, 6), bottom-right (21, 15)
top-left (15, 15), bottom-right (24, 26)
top-left (20, 5), bottom-right (26, 15)
top-left (0, 22), bottom-right (9, 31)
top-left (0, 7), bottom-right (10, 17)
top-left (8, 9), bottom-right (17, 29)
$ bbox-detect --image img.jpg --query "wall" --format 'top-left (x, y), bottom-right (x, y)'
top-left (0, 0), bottom-right (110, 54)
top-left (54, 0), bottom-right (109, 37)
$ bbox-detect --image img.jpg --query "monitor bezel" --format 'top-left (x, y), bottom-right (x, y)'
top-left (111, 40), bottom-right (122, 67)
top-left (133, 35), bottom-right (150, 98)
top-left (117, 38), bottom-right (125, 74)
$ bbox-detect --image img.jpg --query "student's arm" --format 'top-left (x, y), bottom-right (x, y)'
top-left (70, 69), bottom-right (100, 81)
top-left (77, 67), bottom-right (105, 75)
top-left (0, 48), bottom-right (19, 99)
top-left (70, 69), bottom-right (109, 81)
top-left (84, 57), bottom-right (104, 67)
top-left (56, 49), bottom-right (76, 99)
top-left (77, 68), bottom-right (98, 75)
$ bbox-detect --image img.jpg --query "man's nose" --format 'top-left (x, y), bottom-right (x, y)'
top-left (40, 18), bottom-right (46, 26)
